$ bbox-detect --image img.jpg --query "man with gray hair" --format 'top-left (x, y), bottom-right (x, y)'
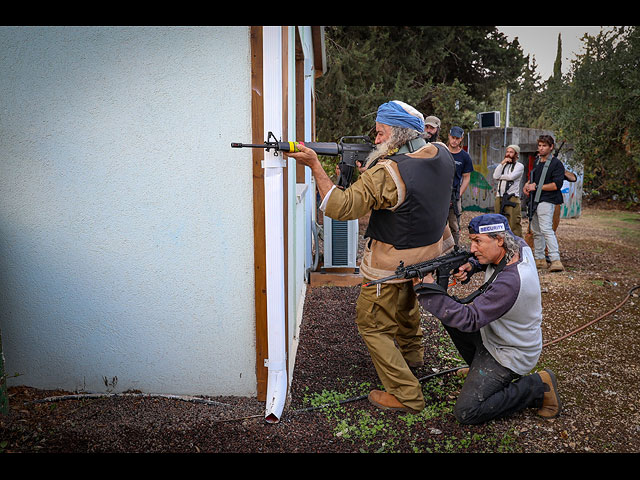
top-left (413, 213), bottom-right (561, 424)
top-left (287, 100), bottom-right (455, 414)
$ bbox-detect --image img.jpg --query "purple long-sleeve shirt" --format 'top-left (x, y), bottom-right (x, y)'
top-left (416, 240), bottom-right (543, 375)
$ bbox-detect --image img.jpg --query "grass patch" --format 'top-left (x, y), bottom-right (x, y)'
top-left (298, 371), bottom-right (512, 453)
top-left (586, 210), bottom-right (640, 247)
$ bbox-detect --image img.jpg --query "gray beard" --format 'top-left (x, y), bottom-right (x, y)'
top-left (363, 126), bottom-right (422, 169)
top-left (363, 137), bottom-right (396, 169)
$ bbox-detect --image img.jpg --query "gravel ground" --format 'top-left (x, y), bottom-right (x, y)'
top-left (2, 203), bottom-right (639, 454)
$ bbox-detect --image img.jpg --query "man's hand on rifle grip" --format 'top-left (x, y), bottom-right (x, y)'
top-left (453, 262), bottom-right (472, 284)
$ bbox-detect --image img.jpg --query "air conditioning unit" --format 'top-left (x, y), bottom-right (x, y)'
top-left (323, 216), bottom-right (359, 271)
top-left (478, 111), bottom-right (501, 128)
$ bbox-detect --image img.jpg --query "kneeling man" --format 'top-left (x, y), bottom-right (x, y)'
top-left (414, 214), bottom-right (561, 424)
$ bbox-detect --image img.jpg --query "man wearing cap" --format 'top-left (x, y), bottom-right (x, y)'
top-left (447, 126), bottom-right (475, 246)
top-left (493, 144), bottom-right (524, 237)
top-left (423, 116), bottom-right (441, 143)
top-left (287, 100), bottom-right (455, 414)
top-left (413, 213), bottom-right (561, 424)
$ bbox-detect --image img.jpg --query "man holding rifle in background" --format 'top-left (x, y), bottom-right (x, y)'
top-left (523, 135), bottom-right (566, 272)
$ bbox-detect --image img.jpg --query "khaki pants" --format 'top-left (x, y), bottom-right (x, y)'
top-left (356, 280), bottom-right (425, 411)
top-left (494, 196), bottom-right (523, 238)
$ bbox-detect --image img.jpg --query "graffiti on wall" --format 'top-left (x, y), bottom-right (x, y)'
top-left (462, 143), bottom-right (494, 212)
top-left (462, 143), bottom-right (582, 219)
top-left (560, 171), bottom-right (583, 218)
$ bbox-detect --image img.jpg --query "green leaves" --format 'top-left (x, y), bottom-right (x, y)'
top-left (556, 27), bottom-right (640, 202)
top-left (316, 26), bottom-right (526, 143)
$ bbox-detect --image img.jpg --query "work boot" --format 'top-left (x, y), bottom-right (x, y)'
top-left (455, 367), bottom-right (469, 377)
top-left (367, 390), bottom-right (421, 414)
top-left (406, 359), bottom-right (424, 368)
top-left (537, 369), bottom-right (561, 419)
top-left (549, 260), bottom-right (564, 272)
top-left (535, 259), bottom-right (548, 269)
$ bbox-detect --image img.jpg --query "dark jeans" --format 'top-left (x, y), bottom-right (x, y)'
top-left (443, 325), bottom-right (545, 425)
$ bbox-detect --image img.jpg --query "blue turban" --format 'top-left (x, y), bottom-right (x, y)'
top-left (376, 101), bottom-right (425, 132)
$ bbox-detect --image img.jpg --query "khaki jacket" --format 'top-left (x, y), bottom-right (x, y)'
top-left (323, 143), bottom-right (454, 282)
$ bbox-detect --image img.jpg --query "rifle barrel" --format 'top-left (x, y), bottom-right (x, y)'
top-left (363, 274), bottom-right (399, 287)
top-left (231, 141), bottom-right (341, 156)
top-left (231, 143), bottom-right (270, 148)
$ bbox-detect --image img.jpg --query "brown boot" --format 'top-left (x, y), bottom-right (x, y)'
top-left (455, 367), bottom-right (469, 377)
top-left (367, 390), bottom-right (421, 414)
top-left (535, 259), bottom-right (548, 269)
top-left (549, 260), bottom-right (564, 272)
top-left (406, 359), bottom-right (424, 368)
top-left (537, 369), bottom-right (561, 419)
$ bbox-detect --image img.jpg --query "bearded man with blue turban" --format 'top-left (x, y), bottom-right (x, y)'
top-left (287, 100), bottom-right (455, 414)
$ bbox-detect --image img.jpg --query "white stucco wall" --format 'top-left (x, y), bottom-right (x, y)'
top-left (0, 26), bottom-right (256, 396)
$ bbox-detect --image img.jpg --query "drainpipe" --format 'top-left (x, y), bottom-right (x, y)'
top-left (262, 151), bottom-right (287, 424)
top-left (262, 26), bottom-right (287, 424)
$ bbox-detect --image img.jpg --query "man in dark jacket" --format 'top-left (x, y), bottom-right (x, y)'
top-left (523, 135), bottom-right (566, 272)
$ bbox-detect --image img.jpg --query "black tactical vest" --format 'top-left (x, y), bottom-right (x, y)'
top-left (365, 143), bottom-right (455, 249)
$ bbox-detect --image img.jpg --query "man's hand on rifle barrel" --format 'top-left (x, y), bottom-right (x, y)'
top-left (284, 142), bottom-right (317, 168)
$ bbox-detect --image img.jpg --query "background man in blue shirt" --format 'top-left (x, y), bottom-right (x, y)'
top-left (447, 126), bottom-right (474, 246)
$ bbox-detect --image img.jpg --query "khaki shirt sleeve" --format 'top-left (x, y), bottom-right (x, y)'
top-left (324, 160), bottom-right (402, 221)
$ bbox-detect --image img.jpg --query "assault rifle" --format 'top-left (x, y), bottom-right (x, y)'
top-left (231, 131), bottom-right (374, 188)
top-left (363, 246), bottom-right (474, 291)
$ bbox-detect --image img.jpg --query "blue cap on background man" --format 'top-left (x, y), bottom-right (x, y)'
top-left (468, 214), bottom-right (512, 234)
top-left (450, 126), bottom-right (464, 137)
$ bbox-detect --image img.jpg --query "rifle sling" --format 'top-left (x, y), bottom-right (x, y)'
top-left (396, 137), bottom-right (427, 154)
top-left (533, 159), bottom-right (551, 204)
top-left (452, 254), bottom-right (509, 304)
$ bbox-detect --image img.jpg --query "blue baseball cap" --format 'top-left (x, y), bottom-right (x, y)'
top-left (450, 126), bottom-right (464, 137)
top-left (468, 214), bottom-right (512, 234)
